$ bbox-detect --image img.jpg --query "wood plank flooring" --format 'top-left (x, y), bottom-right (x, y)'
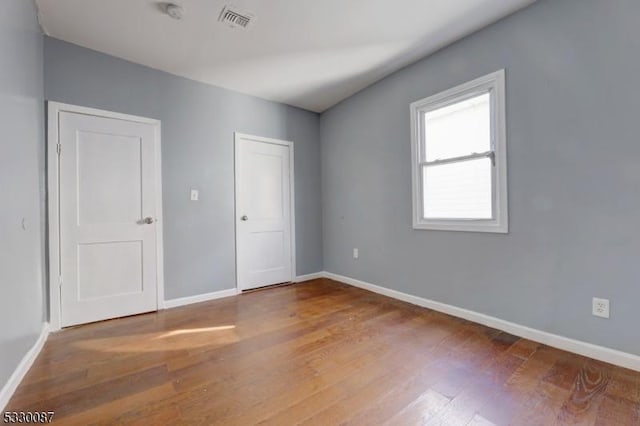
top-left (7, 279), bottom-right (640, 425)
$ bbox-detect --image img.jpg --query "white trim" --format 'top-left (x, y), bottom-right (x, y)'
top-left (47, 103), bottom-right (61, 331)
top-left (46, 102), bottom-right (164, 330)
top-left (321, 272), bottom-right (640, 372)
top-left (294, 272), bottom-right (325, 283)
top-left (0, 323), bottom-right (49, 411)
top-left (410, 70), bottom-right (508, 233)
top-left (154, 123), bottom-right (166, 309)
top-left (234, 132), bottom-right (297, 291)
top-left (163, 276), bottom-right (323, 309)
top-left (289, 140), bottom-right (296, 281)
top-left (48, 102), bottom-right (160, 124)
top-left (164, 288), bottom-right (239, 309)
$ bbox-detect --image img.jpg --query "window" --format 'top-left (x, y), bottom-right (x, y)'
top-left (410, 70), bottom-right (508, 233)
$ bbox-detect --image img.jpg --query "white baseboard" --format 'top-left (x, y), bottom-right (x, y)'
top-left (0, 322), bottom-right (50, 411)
top-left (322, 271), bottom-right (640, 372)
top-left (163, 273), bottom-right (325, 309)
top-left (294, 272), bottom-right (325, 283)
top-left (164, 288), bottom-right (239, 309)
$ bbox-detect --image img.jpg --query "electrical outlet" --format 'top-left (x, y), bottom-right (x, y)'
top-left (190, 189), bottom-right (199, 201)
top-left (353, 248), bottom-right (359, 259)
top-left (592, 297), bottom-right (610, 319)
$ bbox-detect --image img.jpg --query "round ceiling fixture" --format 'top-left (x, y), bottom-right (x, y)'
top-left (165, 3), bottom-right (184, 20)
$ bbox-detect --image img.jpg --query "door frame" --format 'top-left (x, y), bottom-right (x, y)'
top-left (234, 132), bottom-right (296, 291)
top-left (47, 101), bottom-right (165, 331)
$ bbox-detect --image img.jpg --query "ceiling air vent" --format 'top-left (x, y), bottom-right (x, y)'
top-left (218, 6), bottom-right (255, 29)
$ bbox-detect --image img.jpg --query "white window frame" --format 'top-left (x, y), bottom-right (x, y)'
top-left (410, 70), bottom-right (508, 233)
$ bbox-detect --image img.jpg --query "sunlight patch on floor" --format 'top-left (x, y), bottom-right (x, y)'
top-left (73, 325), bottom-right (239, 352)
top-left (156, 325), bottom-right (236, 339)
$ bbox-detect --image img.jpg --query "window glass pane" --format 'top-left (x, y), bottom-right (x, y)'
top-left (422, 157), bottom-right (492, 219)
top-left (424, 92), bottom-right (491, 162)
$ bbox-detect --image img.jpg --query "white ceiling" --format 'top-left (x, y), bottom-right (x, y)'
top-left (35, 0), bottom-right (535, 112)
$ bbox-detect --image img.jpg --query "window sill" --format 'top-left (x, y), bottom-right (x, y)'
top-left (413, 220), bottom-right (508, 234)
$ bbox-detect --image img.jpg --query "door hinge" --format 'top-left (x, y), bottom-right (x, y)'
top-left (56, 144), bottom-right (61, 155)
top-left (59, 276), bottom-right (63, 287)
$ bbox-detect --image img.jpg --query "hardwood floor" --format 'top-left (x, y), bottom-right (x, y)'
top-left (7, 279), bottom-right (640, 425)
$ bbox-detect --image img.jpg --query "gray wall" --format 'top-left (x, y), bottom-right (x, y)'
top-left (0, 1), bottom-right (46, 389)
top-left (321, 0), bottom-right (640, 355)
top-left (44, 37), bottom-right (323, 299)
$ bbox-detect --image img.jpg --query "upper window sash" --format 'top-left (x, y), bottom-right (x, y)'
top-left (417, 87), bottom-right (495, 164)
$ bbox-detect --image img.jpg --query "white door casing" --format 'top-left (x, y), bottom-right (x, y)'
top-left (235, 133), bottom-right (295, 291)
top-left (48, 102), bottom-right (164, 329)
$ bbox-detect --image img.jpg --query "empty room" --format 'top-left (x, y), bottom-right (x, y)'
top-left (1, 0), bottom-right (639, 424)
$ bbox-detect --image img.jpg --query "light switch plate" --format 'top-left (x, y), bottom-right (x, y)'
top-left (190, 189), bottom-right (199, 201)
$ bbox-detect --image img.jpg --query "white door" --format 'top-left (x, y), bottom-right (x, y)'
top-left (59, 111), bottom-right (160, 327)
top-left (235, 133), bottom-right (294, 291)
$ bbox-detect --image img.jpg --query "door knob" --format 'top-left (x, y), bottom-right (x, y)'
top-left (240, 215), bottom-right (248, 221)
top-left (144, 217), bottom-right (155, 224)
